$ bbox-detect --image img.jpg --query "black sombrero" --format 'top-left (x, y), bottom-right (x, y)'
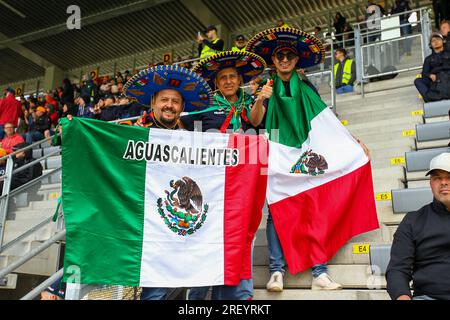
top-left (123, 65), bottom-right (213, 112)
top-left (245, 27), bottom-right (325, 69)
top-left (193, 51), bottom-right (267, 89)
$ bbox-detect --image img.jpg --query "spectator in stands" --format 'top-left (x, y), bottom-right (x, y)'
top-left (80, 74), bottom-right (98, 104)
top-left (366, 1), bottom-right (383, 42)
top-left (99, 77), bottom-right (111, 96)
top-left (61, 103), bottom-right (76, 118)
top-left (26, 106), bottom-right (51, 144)
top-left (334, 48), bottom-right (356, 94)
top-left (75, 96), bottom-right (94, 118)
top-left (9, 142), bottom-right (43, 191)
top-left (333, 12), bottom-right (346, 44)
top-left (0, 122), bottom-right (24, 154)
top-left (342, 23), bottom-right (355, 48)
top-left (0, 87), bottom-right (23, 140)
top-left (314, 27), bottom-right (322, 39)
top-left (197, 25), bottom-right (224, 59)
top-left (391, 0), bottom-right (412, 56)
top-left (46, 104), bottom-right (59, 126)
top-left (40, 277), bottom-right (66, 300)
top-left (231, 35), bottom-right (247, 52)
top-left (440, 20), bottom-right (450, 52)
top-left (414, 32), bottom-right (450, 102)
top-left (414, 32), bottom-right (444, 102)
top-left (61, 78), bottom-right (74, 105)
top-left (386, 153), bottom-right (450, 300)
top-left (110, 79), bottom-right (119, 95)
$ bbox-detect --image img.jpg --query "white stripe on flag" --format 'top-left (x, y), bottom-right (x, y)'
top-left (140, 129), bottom-right (229, 288)
top-left (267, 108), bottom-right (369, 205)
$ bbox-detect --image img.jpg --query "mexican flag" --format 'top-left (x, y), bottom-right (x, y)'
top-left (61, 118), bottom-right (267, 288)
top-left (266, 74), bottom-right (379, 274)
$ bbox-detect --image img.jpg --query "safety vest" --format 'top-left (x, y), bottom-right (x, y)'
top-left (200, 38), bottom-right (221, 59)
top-left (231, 46), bottom-right (246, 52)
top-left (334, 59), bottom-right (353, 85)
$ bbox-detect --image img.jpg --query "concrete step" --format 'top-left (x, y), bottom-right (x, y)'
top-left (417, 140), bottom-right (449, 150)
top-left (3, 243), bottom-right (61, 276)
top-left (253, 265), bottom-right (387, 289)
top-left (15, 200), bottom-right (58, 212)
top-left (340, 104), bottom-right (424, 124)
top-left (9, 210), bottom-right (54, 221)
top-left (347, 117), bottom-right (422, 133)
top-left (425, 116), bottom-right (449, 124)
top-left (2, 223), bottom-right (56, 244)
top-left (253, 289), bottom-right (390, 300)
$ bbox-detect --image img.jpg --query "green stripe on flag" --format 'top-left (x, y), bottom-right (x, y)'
top-left (61, 118), bottom-right (148, 286)
top-left (266, 72), bottom-right (327, 148)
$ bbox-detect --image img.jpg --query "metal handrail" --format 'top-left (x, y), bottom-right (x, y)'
top-left (353, 6), bottom-right (429, 28)
top-left (21, 268), bottom-right (64, 300)
top-left (0, 230), bottom-right (66, 280)
top-left (0, 136), bottom-right (53, 163)
top-left (0, 217), bottom-right (53, 253)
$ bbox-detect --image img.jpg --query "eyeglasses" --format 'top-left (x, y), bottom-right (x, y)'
top-left (276, 52), bottom-right (297, 61)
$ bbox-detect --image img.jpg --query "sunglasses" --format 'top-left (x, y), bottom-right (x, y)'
top-left (276, 52), bottom-right (297, 61)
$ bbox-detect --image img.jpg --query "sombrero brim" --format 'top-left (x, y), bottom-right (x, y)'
top-left (245, 27), bottom-right (325, 69)
top-left (123, 65), bottom-right (213, 112)
top-left (193, 51), bottom-right (267, 89)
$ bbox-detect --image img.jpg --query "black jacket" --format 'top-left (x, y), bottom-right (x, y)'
top-left (386, 199), bottom-right (450, 300)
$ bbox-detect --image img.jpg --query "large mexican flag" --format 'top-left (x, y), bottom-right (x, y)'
top-left (266, 74), bottom-right (379, 274)
top-left (61, 118), bottom-right (267, 288)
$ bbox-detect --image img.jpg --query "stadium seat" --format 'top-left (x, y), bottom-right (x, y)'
top-left (32, 149), bottom-right (42, 159)
top-left (424, 100), bottom-right (450, 119)
top-left (405, 147), bottom-right (450, 172)
top-left (415, 121), bottom-right (450, 142)
top-left (46, 156), bottom-right (61, 170)
top-left (369, 244), bottom-right (392, 276)
top-left (42, 146), bottom-right (61, 157)
top-left (391, 187), bottom-right (433, 213)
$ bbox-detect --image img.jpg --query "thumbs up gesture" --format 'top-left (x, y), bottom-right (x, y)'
top-left (257, 79), bottom-right (273, 101)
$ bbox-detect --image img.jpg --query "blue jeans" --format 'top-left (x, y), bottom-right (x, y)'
top-left (0, 125), bottom-right (4, 140)
top-left (26, 131), bottom-right (45, 144)
top-left (414, 78), bottom-right (431, 102)
top-left (189, 279), bottom-right (254, 300)
top-left (140, 287), bottom-right (178, 300)
top-left (336, 85), bottom-right (354, 94)
top-left (267, 212), bottom-right (328, 278)
top-left (413, 295), bottom-right (436, 300)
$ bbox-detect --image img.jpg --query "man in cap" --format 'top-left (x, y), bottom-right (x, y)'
top-left (231, 35), bottom-right (247, 52)
top-left (197, 25), bottom-right (225, 60)
top-left (414, 32), bottom-right (448, 102)
top-left (0, 87), bottom-right (23, 140)
top-left (247, 27), bottom-right (371, 292)
top-left (386, 153), bottom-right (450, 300)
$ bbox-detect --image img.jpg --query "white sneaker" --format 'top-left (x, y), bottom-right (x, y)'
top-left (311, 273), bottom-right (343, 290)
top-left (266, 271), bottom-right (284, 292)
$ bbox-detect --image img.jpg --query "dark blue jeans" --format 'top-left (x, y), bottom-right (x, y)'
top-left (414, 77), bottom-right (431, 102)
top-left (140, 287), bottom-right (178, 300)
top-left (26, 131), bottom-right (45, 144)
top-left (267, 212), bottom-right (328, 278)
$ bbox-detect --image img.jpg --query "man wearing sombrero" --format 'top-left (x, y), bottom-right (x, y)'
top-left (181, 50), bottom-right (267, 134)
top-left (124, 64), bottom-right (214, 300)
top-left (246, 27), bottom-right (369, 292)
top-left (181, 50), bottom-right (266, 300)
top-left (124, 65), bottom-right (213, 131)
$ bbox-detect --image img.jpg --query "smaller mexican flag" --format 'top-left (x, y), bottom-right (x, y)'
top-left (61, 118), bottom-right (267, 287)
top-left (134, 79), bottom-right (148, 87)
top-left (266, 74), bottom-right (379, 274)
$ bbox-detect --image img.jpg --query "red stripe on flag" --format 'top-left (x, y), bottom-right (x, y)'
top-left (269, 162), bottom-right (379, 274)
top-left (223, 134), bottom-right (268, 285)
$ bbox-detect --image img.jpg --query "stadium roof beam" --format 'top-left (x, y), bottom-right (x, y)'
top-left (0, 32), bottom-right (53, 68)
top-left (180, 0), bottom-right (231, 48)
top-left (0, 0), bottom-right (172, 50)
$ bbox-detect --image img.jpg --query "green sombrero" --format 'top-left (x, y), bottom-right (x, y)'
top-left (123, 64), bottom-right (213, 112)
top-left (245, 27), bottom-right (325, 69)
top-left (193, 51), bottom-right (267, 89)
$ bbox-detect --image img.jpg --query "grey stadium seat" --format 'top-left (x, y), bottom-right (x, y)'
top-left (415, 121), bottom-right (450, 142)
top-left (370, 244), bottom-right (392, 276)
top-left (46, 156), bottom-right (62, 169)
top-left (392, 187), bottom-right (433, 213)
top-left (424, 100), bottom-right (450, 118)
top-left (43, 146), bottom-right (61, 157)
top-left (405, 147), bottom-right (450, 172)
top-left (32, 149), bottom-right (42, 159)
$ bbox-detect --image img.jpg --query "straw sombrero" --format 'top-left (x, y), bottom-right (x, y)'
top-left (123, 65), bottom-right (213, 112)
top-left (245, 27), bottom-right (325, 69)
top-left (193, 51), bottom-right (267, 89)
